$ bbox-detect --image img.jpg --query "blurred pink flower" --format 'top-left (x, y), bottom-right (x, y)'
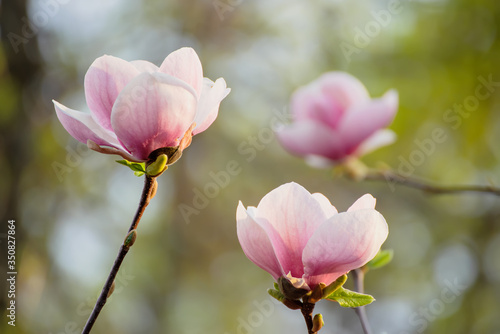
top-left (277, 72), bottom-right (398, 166)
top-left (236, 182), bottom-right (388, 290)
top-left (53, 47), bottom-right (230, 162)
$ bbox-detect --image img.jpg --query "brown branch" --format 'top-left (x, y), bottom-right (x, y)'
top-left (300, 302), bottom-right (317, 334)
top-left (364, 168), bottom-right (500, 196)
top-left (81, 175), bottom-right (157, 334)
top-left (341, 159), bottom-right (500, 196)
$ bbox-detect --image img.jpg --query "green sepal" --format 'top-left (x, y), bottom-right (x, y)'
top-left (274, 282), bottom-right (279, 291)
top-left (116, 160), bottom-right (146, 177)
top-left (325, 286), bottom-right (375, 308)
top-left (367, 249), bottom-right (393, 270)
top-left (267, 288), bottom-right (285, 302)
top-left (322, 274), bottom-right (348, 299)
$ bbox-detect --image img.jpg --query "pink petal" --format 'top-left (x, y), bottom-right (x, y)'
top-left (303, 209), bottom-right (388, 287)
top-left (291, 84), bottom-right (345, 129)
top-left (319, 72), bottom-right (371, 107)
top-left (111, 72), bottom-right (198, 161)
top-left (292, 72), bottom-right (371, 126)
top-left (159, 47), bottom-right (203, 97)
top-left (311, 193), bottom-right (339, 215)
top-left (252, 182), bottom-right (337, 278)
top-left (193, 78), bottom-right (231, 135)
top-left (236, 202), bottom-right (283, 280)
top-left (84, 55), bottom-right (140, 131)
top-left (130, 60), bottom-right (160, 72)
top-left (347, 194), bottom-right (376, 211)
top-left (277, 120), bottom-right (349, 161)
top-left (53, 100), bottom-right (124, 149)
top-left (338, 89), bottom-right (399, 152)
top-left (355, 129), bottom-right (396, 156)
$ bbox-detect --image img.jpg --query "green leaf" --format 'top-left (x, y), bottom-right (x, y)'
top-left (267, 288), bottom-right (284, 302)
top-left (116, 160), bottom-right (146, 176)
top-left (367, 249), bottom-right (393, 269)
top-left (325, 286), bottom-right (375, 308)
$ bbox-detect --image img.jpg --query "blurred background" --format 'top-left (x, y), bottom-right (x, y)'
top-left (1, 0), bottom-right (500, 333)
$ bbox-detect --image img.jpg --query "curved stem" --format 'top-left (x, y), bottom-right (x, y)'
top-left (81, 175), bottom-right (157, 334)
top-left (351, 269), bottom-right (372, 334)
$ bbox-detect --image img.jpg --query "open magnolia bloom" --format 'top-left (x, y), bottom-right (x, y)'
top-left (277, 72), bottom-right (398, 166)
top-left (53, 47), bottom-right (230, 162)
top-left (236, 182), bottom-right (388, 290)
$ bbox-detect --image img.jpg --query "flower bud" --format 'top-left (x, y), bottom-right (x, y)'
top-left (146, 154), bottom-right (168, 177)
top-left (124, 230), bottom-right (137, 249)
top-left (312, 313), bottom-right (324, 332)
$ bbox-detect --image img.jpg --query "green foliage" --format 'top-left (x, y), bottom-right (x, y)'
top-left (116, 160), bottom-right (146, 177)
top-left (367, 249), bottom-right (394, 270)
top-left (267, 288), bottom-right (284, 302)
top-left (325, 286), bottom-right (375, 308)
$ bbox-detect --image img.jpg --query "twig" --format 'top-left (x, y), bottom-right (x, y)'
top-left (342, 159), bottom-right (500, 196)
top-left (351, 269), bottom-right (373, 334)
top-left (81, 175), bottom-right (157, 334)
top-left (365, 168), bottom-right (500, 196)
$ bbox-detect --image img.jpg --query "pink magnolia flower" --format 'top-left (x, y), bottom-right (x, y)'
top-left (236, 182), bottom-right (388, 290)
top-left (277, 72), bottom-right (398, 166)
top-left (53, 47), bottom-right (230, 162)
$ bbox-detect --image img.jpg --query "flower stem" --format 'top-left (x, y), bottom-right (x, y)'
top-left (351, 269), bottom-right (373, 334)
top-left (300, 302), bottom-right (317, 334)
top-left (81, 175), bottom-right (157, 334)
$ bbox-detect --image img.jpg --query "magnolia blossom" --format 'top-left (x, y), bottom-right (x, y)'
top-left (53, 47), bottom-right (230, 162)
top-left (236, 182), bottom-right (388, 290)
top-left (277, 72), bottom-right (398, 166)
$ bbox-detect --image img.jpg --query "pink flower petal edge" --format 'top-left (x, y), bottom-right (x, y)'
top-left (236, 202), bottom-right (283, 280)
top-left (302, 209), bottom-right (388, 287)
top-left (159, 47), bottom-right (203, 97)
